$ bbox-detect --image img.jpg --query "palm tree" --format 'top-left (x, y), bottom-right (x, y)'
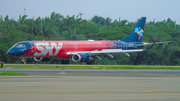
top-left (18, 15), bottom-right (27, 25)
top-left (111, 18), bottom-right (122, 28)
top-left (105, 17), bottom-right (112, 26)
top-left (91, 15), bottom-right (105, 25)
top-left (62, 29), bottom-right (86, 40)
top-left (168, 21), bottom-right (176, 29)
top-left (50, 12), bottom-right (64, 27)
top-left (121, 20), bottom-right (128, 26)
top-left (3, 15), bottom-right (17, 34)
top-left (24, 18), bottom-right (35, 36)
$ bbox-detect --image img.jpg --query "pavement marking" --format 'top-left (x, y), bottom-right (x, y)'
top-left (3, 89), bottom-right (180, 95)
top-left (0, 90), bottom-right (142, 95)
top-left (138, 73), bottom-right (164, 76)
top-left (144, 89), bottom-right (180, 95)
top-left (169, 75), bottom-right (179, 77)
top-left (138, 73), bottom-right (179, 77)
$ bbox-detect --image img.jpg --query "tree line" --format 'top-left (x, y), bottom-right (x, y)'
top-left (0, 12), bottom-right (180, 65)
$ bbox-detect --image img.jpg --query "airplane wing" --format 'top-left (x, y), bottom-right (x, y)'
top-left (68, 49), bottom-right (144, 58)
top-left (67, 42), bottom-right (156, 58)
top-left (135, 41), bottom-right (171, 46)
top-left (69, 49), bottom-right (144, 55)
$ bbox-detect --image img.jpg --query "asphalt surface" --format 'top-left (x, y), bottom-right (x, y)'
top-left (1, 68), bottom-right (180, 77)
top-left (0, 69), bottom-right (180, 101)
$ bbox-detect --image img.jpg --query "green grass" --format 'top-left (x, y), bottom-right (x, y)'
top-left (3, 64), bottom-right (180, 69)
top-left (0, 72), bottom-right (28, 76)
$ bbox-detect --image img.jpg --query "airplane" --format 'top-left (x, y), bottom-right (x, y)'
top-left (7, 17), bottom-right (171, 65)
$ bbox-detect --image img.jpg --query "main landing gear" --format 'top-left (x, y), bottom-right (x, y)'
top-left (86, 60), bottom-right (95, 65)
top-left (61, 60), bottom-right (70, 64)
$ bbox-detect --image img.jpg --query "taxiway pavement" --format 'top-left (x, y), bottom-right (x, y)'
top-left (1, 68), bottom-right (180, 77)
top-left (0, 69), bottom-right (180, 101)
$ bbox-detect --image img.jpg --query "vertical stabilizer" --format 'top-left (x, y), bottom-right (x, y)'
top-left (122, 17), bottom-right (146, 42)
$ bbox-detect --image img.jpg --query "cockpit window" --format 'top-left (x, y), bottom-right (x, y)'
top-left (15, 44), bottom-right (26, 48)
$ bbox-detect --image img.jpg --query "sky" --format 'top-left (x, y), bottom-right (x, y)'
top-left (1, 0), bottom-right (180, 23)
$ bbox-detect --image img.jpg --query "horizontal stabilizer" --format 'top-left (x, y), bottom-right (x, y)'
top-left (135, 41), bottom-right (171, 46)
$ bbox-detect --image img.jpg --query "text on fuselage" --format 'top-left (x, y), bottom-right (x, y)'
top-left (34, 42), bottom-right (63, 56)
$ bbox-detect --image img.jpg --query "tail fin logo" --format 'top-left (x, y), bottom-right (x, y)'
top-left (134, 27), bottom-right (144, 39)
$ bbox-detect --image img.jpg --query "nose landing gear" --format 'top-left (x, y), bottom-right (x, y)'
top-left (21, 57), bottom-right (27, 64)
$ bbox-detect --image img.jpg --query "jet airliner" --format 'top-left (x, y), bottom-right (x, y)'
top-left (7, 17), bottom-right (170, 64)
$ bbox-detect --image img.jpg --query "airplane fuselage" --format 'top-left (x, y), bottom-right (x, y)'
top-left (7, 40), bottom-right (142, 58)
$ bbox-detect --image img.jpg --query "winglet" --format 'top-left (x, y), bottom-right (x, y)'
top-left (145, 42), bottom-right (156, 50)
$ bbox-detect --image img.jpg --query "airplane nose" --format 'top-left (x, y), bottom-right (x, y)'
top-left (7, 49), bottom-right (15, 56)
top-left (7, 50), bottom-right (12, 55)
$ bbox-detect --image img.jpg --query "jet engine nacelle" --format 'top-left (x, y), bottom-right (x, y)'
top-left (72, 53), bottom-right (91, 62)
top-left (34, 57), bottom-right (51, 62)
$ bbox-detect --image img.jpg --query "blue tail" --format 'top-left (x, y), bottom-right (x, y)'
top-left (122, 17), bottom-right (146, 42)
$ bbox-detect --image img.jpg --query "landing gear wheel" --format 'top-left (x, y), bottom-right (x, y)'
top-left (90, 60), bottom-right (95, 65)
top-left (86, 61), bottom-right (90, 65)
top-left (61, 60), bottom-right (65, 64)
top-left (21, 61), bottom-right (26, 64)
top-left (21, 57), bottom-right (27, 64)
top-left (65, 60), bottom-right (70, 64)
top-left (61, 60), bottom-right (70, 64)
top-left (86, 60), bottom-right (95, 65)
top-left (87, 60), bottom-right (95, 65)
